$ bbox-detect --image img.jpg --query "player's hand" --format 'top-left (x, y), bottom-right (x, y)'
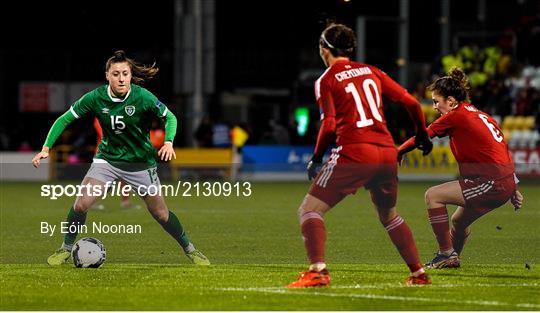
top-left (32, 149), bottom-right (49, 168)
top-left (397, 151), bottom-right (404, 166)
top-left (414, 131), bottom-right (433, 156)
top-left (307, 155), bottom-right (323, 181)
top-left (511, 189), bottom-right (523, 211)
top-left (158, 142), bottom-right (176, 162)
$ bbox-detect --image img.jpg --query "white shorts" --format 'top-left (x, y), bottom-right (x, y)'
top-left (85, 159), bottom-right (160, 194)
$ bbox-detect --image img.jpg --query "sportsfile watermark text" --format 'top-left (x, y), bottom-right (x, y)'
top-left (41, 181), bottom-right (253, 200)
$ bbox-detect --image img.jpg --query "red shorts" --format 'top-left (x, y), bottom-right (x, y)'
top-left (459, 174), bottom-right (516, 212)
top-left (309, 144), bottom-right (398, 209)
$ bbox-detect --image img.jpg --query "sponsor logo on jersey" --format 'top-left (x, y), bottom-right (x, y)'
top-left (125, 105), bottom-right (135, 116)
top-left (155, 101), bottom-right (163, 109)
top-left (102, 108), bottom-right (109, 114)
top-left (464, 105), bottom-right (478, 112)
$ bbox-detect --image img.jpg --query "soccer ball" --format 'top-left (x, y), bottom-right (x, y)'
top-left (72, 237), bottom-right (106, 268)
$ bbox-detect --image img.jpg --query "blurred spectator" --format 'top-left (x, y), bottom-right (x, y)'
top-left (412, 81), bottom-right (429, 101)
top-left (484, 79), bottom-right (512, 116)
top-left (195, 116), bottom-right (214, 147)
top-left (515, 88), bottom-right (531, 115)
top-left (516, 13), bottom-right (540, 66)
top-left (0, 126), bottom-right (9, 150)
top-left (149, 119), bottom-right (165, 149)
top-left (18, 141), bottom-right (32, 152)
top-left (258, 123), bottom-right (275, 145)
top-left (258, 119), bottom-right (291, 145)
top-left (287, 119), bottom-right (303, 145)
top-left (270, 119), bottom-right (290, 145)
top-left (212, 119), bottom-right (232, 147)
top-left (150, 129), bottom-right (165, 149)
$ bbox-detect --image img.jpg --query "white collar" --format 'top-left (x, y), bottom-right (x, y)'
top-left (107, 85), bottom-right (131, 103)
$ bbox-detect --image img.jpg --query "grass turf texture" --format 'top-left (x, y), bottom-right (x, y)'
top-left (1, 181), bottom-right (539, 310)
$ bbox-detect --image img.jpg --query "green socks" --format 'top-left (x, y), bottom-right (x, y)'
top-left (62, 206), bottom-right (87, 249)
top-left (161, 211), bottom-right (194, 253)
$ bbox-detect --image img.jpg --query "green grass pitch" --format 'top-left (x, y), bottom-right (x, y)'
top-left (1, 180), bottom-right (539, 310)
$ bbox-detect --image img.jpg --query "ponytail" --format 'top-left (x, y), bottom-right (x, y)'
top-left (105, 50), bottom-right (159, 85)
top-left (427, 67), bottom-right (470, 102)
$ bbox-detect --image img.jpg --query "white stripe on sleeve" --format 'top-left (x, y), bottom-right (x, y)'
top-left (70, 106), bottom-right (80, 119)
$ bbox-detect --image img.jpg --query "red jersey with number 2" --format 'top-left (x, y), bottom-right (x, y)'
top-left (315, 60), bottom-right (410, 148)
top-left (429, 103), bottom-right (514, 179)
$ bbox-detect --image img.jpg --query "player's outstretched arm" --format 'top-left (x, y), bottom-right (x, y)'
top-left (309, 77), bottom-right (336, 180)
top-left (397, 128), bottom-right (436, 164)
top-left (375, 68), bottom-right (432, 155)
top-left (157, 110), bottom-right (178, 162)
top-left (396, 92), bottom-right (433, 155)
top-left (32, 110), bottom-right (76, 168)
top-left (414, 129), bottom-right (433, 156)
top-left (308, 117), bottom-right (336, 180)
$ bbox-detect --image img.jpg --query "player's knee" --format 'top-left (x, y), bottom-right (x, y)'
top-left (150, 209), bottom-right (169, 223)
top-left (73, 200), bottom-right (90, 213)
top-left (451, 214), bottom-right (465, 230)
top-left (424, 188), bottom-right (436, 206)
top-left (376, 207), bottom-right (396, 224)
top-left (298, 194), bottom-right (327, 216)
top-left (298, 206), bottom-right (324, 221)
top-left (297, 206), bottom-right (304, 221)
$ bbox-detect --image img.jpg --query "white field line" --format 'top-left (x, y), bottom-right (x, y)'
top-left (302, 282), bottom-right (540, 289)
top-left (219, 282), bottom-right (539, 290)
top-left (215, 286), bottom-right (540, 309)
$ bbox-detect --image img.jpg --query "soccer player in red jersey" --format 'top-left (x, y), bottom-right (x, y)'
top-left (287, 24), bottom-right (433, 288)
top-left (398, 68), bottom-right (523, 269)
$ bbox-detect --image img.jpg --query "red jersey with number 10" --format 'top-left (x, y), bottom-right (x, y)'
top-left (429, 103), bottom-right (514, 179)
top-left (315, 60), bottom-right (413, 148)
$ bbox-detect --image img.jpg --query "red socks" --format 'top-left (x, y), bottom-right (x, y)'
top-left (301, 211), bottom-right (424, 275)
top-left (428, 207), bottom-right (453, 252)
top-left (383, 215), bottom-right (423, 274)
top-left (300, 211), bottom-right (326, 264)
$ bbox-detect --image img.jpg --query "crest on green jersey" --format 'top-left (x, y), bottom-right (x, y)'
top-left (125, 105), bottom-right (135, 116)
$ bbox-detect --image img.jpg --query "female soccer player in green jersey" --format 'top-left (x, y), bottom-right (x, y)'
top-left (32, 50), bottom-right (210, 266)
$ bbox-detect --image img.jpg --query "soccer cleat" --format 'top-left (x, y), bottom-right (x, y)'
top-left (405, 273), bottom-right (432, 285)
top-left (186, 249), bottom-right (211, 265)
top-left (47, 248), bottom-right (71, 266)
top-left (287, 269), bottom-right (330, 288)
top-left (426, 251), bottom-right (460, 269)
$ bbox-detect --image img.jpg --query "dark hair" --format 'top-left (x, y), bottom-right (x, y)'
top-left (105, 50), bottom-right (159, 85)
top-left (320, 23), bottom-right (356, 58)
top-left (427, 67), bottom-right (470, 102)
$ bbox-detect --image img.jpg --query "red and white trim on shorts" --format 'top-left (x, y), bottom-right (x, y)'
top-left (316, 146), bottom-right (343, 188)
top-left (462, 180), bottom-right (494, 200)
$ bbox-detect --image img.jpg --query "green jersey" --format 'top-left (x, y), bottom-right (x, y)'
top-left (71, 85), bottom-right (169, 170)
